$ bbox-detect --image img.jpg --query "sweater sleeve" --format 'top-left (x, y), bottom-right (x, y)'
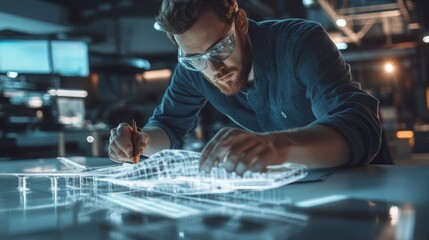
top-left (144, 65), bottom-right (207, 149)
top-left (293, 24), bottom-right (381, 166)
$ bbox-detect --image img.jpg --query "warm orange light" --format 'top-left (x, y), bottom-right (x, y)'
top-left (135, 73), bottom-right (144, 83)
top-left (143, 69), bottom-right (172, 81)
top-left (396, 131), bottom-right (414, 139)
top-left (90, 73), bottom-right (99, 82)
top-left (384, 63), bottom-right (394, 73)
top-left (90, 73), bottom-right (99, 94)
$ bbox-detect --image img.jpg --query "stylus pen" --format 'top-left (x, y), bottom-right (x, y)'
top-left (131, 119), bottom-right (140, 164)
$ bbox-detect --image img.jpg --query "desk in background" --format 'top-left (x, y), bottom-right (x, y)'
top-left (0, 129), bottom-right (110, 159)
top-left (57, 128), bottom-right (110, 157)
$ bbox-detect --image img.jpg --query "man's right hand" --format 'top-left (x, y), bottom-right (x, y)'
top-left (108, 122), bottom-right (150, 163)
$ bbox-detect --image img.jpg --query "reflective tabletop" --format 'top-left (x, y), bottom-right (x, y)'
top-left (0, 157), bottom-right (428, 240)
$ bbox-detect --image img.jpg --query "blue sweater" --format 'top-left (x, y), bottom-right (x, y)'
top-left (145, 18), bottom-right (381, 166)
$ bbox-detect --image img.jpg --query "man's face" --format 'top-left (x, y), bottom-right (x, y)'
top-left (175, 9), bottom-right (252, 95)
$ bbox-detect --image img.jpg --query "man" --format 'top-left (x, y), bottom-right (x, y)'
top-left (109, 0), bottom-right (381, 174)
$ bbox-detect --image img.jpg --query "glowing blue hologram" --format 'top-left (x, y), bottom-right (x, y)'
top-left (17, 176), bottom-right (29, 192)
top-left (0, 150), bottom-right (306, 195)
top-left (99, 191), bottom-right (309, 226)
top-left (96, 149), bottom-right (307, 194)
top-left (57, 157), bottom-right (87, 172)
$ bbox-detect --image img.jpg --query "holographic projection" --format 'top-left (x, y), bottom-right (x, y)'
top-left (0, 150), bottom-right (308, 239)
top-left (1, 151), bottom-right (414, 240)
top-left (3, 149), bottom-right (307, 195)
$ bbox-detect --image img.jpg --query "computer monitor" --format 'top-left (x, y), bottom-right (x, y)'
top-left (56, 97), bottom-right (86, 128)
top-left (0, 39), bottom-right (51, 74)
top-left (51, 40), bottom-right (89, 77)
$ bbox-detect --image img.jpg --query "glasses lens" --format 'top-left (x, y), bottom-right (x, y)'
top-left (209, 38), bottom-right (235, 62)
top-left (177, 26), bottom-right (235, 71)
top-left (183, 57), bottom-right (207, 71)
top-left (178, 48), bottom-right (207, 71)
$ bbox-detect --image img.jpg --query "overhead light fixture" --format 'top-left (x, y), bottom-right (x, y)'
top-left (423, 35), bottom-right (429, 43)
top-left (335, 42), bottom-right (348, 50)
top-left (384, 63), bottom-right (394, 73)
top-left (336, 18), bottom-right (347, 27)
top-left (6, 71), bottom-right (19, 78)
top-left (389, 206), bottom-right (400, 225)
top-left (408, 23), bottom-right (420, 30)
top-left (27, 96), bottom-right (43, 108)
top-left (302, 0), bottom-right (315, 7)
top-left (86, 136), bottom-right (95, 143)
top-left (3, 91), bottom-right (25, 97)
top-left (143, 69), bottom-right (172, 81)
top-left (154, 22), bottom-right (163, 31)
top-left (48, 89), bottom-right (88, 98)
top-left (396, 130), bottom-right (414, 139)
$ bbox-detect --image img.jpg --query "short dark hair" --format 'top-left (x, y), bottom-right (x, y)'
top-left (156, 0), bottom-right (238, 45)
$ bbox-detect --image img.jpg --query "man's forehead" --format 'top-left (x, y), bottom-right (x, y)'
top-left (174, 11), bottom-right (230, 55)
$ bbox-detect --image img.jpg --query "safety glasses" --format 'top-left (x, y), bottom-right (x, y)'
top-left (178, 20), bottom-right (236, 71)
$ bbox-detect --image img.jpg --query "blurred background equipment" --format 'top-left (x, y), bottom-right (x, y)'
top-left (0, 0), bottom-right (428, 163)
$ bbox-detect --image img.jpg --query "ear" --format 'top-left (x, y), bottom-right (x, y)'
top-left (235, 8), bottom-right (248, 35)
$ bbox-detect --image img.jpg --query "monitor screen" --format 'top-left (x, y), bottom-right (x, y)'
top-left (51, 41), bottom-right (89, 77)
top-left (56, 97), bottom-right (86, 128)
top-left (0, 39), bottom-right (51, 74)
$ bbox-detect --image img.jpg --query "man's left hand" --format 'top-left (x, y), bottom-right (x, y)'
top-left (199, 127), bottom-right (294, 174)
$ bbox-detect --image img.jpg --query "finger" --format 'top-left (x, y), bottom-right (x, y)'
top-left (240, 144), bottom-right (268, 167)
top-left (115, 123), bottom-right (132, 141)
top-left (222, 136), bottom-right (258, 172)
top-left (200, 139), bottom-right (224, 172)
top-left (199, 128), bottom-right (232, 171)
top-left (114, 124), bottom-right (133, 158)
top-left (138, 131), bottom-right (150, 155)
top-left (201, 128), bottom-right (242, 171)
top-left (109, 129), bottom-right (124, 162)
top-left (109, 128), bottom-right (117, 139)
top-left (109, 124), bottom-right (135, 162)
top-left (109, 147), bottom-right (124, 163)
top-left (249, 160), bottom-right (265, 172)
top-left (110, 141), bottom-right (131, 160)
top-left (204, 128), bottom-right (244, 166)
top-left (109, 128), bottom-right (118, 150)
top-left (113, 135), bottom-right (132, 158)
top-left (235, 161), bottom-right (248, 176)
top-left (232, 147), bottom-right (266, 175)
top-left (109, 144), bottom-right (131, 163)
top-left (249, 151), bottom-right (271, 172)
top-left (117, 122), bottom-right (131, 130)
top-left (200, 128), bottom-right (230, 161)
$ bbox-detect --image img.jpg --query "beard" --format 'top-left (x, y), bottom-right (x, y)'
top-left (203, 33), bottom-right (253, 96)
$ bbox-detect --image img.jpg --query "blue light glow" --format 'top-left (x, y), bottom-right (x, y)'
top-left (0, 40), bottom-right (51, 73)
top-left (51, 41), bottom-right (89, 77)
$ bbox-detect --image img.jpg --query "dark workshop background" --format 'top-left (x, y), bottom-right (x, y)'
top-left (1, 0), bottom-right (428, 164)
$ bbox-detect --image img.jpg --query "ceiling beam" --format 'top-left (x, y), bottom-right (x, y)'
top-left (397, 0), bottom-right (410, 21)
top-left (344, 10), bottom-right (401, 21)
top-left (317, 0), bottom-right (361, 44)
top-left (337, 3), bottom-right (399, 15)
top-left (342, 43), bottom-right (416, 62)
